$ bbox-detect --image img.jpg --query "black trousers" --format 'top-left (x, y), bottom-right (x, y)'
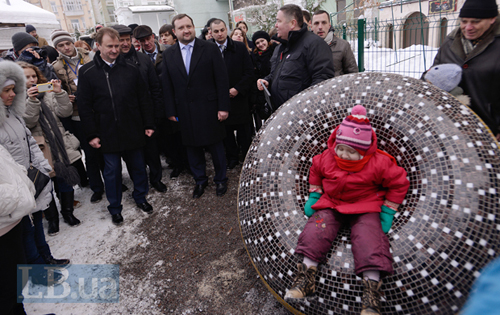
top-left (223, 123), bottom-right (252, 163)
top-left (0, 222), bottom-right (27, 315)
top-left (144, 133), bottom-right (163, 184)
top-left (186, 141), bottom-right (227, 186)
top-left (71, 120), bottom-right (105, 193)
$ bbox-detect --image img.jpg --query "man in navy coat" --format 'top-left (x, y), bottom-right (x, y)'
top-left (161, 14), bottom-right (230, 198)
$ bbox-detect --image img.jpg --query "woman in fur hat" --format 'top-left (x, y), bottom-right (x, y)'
top-left (0, 60), bottom-right (69, 279)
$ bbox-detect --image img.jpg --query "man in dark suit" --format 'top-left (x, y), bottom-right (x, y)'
top-left (161, 14), bottom-right (230, 198)
top-left (78, 27), bottom-right (155, 225)
top-left (210, 19), bottom-right (254, 170)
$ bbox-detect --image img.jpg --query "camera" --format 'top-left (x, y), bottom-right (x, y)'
top-left (37, 82), bottom-right (53, 93)
top-left (32, 47), bottom-right (48, 59)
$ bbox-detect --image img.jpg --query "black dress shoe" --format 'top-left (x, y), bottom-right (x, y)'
top-left (112, 213), bottom-right (124, 225)
top-left (170, 167), bottom-right (183, 179)
top-left (45, 256), bottom-right (71, 265)
top-left (216, 182), bottom-right (227, 196)
top-left (151, 181), bottom-right (167, 193)
top-left (90, 191), bottom-right (103, 203)
top-left (193, 183), bottom-right (208, 199)
top-left (227, 160), bottom-right (238, 169)
top-left (136, 202), bottom-right (153, 213)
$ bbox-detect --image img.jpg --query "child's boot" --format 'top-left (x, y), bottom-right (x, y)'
top-left (361, 279), bottom-right (382, 315)
top-left (284, 263), bottom-right (317, 301)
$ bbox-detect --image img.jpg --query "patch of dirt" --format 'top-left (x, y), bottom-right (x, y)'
top-left (106, 157), bottom-right (291, 314)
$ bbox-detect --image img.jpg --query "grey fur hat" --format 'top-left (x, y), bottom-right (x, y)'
top-left (0, 61), bottom-right (27, 126)
top-left (424, 63), bottom-right (463, 92)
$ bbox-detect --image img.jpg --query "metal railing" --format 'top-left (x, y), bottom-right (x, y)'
top-left (331, 15), bottom-right (458, 78)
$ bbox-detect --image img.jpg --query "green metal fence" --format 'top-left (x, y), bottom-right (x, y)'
top-left (331, 15), bottom-right (458, 78)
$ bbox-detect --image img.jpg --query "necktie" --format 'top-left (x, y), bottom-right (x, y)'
top-left (219, 45), bottom-right (225, 58)
top-left (183, 45), bottom-right (191, 74)
top-left (149, 52), bottom-right (156, 63)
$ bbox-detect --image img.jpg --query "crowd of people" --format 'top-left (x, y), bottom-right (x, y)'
top-left (1, 0), bottom-right (499, 313)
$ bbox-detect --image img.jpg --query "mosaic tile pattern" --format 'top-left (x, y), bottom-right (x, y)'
top-left (238, 73), bottom-right (500, 315)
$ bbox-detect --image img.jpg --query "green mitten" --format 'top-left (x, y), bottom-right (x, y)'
top-left (304, 192), bottom-right (322, 217)
top-left (380, 205), bottom-right (397, 233)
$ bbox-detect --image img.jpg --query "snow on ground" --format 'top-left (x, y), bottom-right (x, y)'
top-left (350, 40), bottom-right (440, 78)
top-left (24, 163), bottom-right (161, 315)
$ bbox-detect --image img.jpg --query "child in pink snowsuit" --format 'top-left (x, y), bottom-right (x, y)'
top-left (285, 105), bottom-right (410, 315)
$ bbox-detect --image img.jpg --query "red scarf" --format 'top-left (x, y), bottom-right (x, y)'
top-left (334, 149), bottom-right (397, 172)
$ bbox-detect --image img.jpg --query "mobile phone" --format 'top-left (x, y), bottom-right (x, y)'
top-left (37, 82), bottom-right (53, 93)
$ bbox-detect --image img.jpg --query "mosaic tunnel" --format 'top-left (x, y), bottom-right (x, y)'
top-left (237, 72), bottom-right (500, 315)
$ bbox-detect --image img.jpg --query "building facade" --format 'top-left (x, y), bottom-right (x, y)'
top-left (26, 0), bottom-right (96, 35)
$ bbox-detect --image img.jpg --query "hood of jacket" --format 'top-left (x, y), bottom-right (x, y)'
top-left (327, 124), bottom-right (378, 157)
top-left (0, 61), bottom-right (27, 126)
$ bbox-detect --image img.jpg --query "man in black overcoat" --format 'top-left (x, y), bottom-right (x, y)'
top-left (161, 14), bottom-right (231, 198)
top-left (210, 19), bottom-right (254, 170)
top-left (78, 27), bottom-right (155, 225)
top-left (112, 24), bottom-right (168, 193)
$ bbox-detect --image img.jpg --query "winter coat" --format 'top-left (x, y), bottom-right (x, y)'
top-left (0, 61), bottom-right (53, 212)
top-left (2, 49), bottom-right (58, 82)
top-left (77, 51), bottom-right (155, 153)
top-left (0, 144), bottom-right (36, 236)
top-left (431, 17), bottom-right (500, 135)
top-left (123, 48), bottom-right (165, 123)
top-left (16, 50), bottom-right (58, 81)
top-left (23, 90), bottom-right (81, 177)
top-left (309, 126), bottom-right (409, 214)
top-left (162, 38), bottom-right (230, 147)
top-left (35, 36), bottom-right (49, 48)
top-left (214, 37), bottom-right (254, 125)
top-left (250, 44), bottom-right (277, 107)
top-left (52, 47), bottom-right (92, 117)
top-left (324, 30), bottom-right (358, 76)
top-left (264, 24), bottom-right (335, 107)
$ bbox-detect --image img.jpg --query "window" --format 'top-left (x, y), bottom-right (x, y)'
top-left (71, 19), bottom-right (80, 31)
top-left (439, 18), bottom-right (448, 46)
top-left (50, 1), bottom-right (57, 12)
top-left (81, 19), bottom-right (86, 29)
top-left (64, 0), bottom-right (82, 12)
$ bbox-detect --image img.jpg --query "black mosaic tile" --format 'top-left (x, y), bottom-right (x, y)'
top-left (238, 73), bottom-right (500, 315)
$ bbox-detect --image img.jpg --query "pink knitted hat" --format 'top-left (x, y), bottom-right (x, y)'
top-left (335, 105), bottom-right (372, 155)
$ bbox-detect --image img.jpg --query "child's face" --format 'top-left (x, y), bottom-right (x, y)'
top-left (335, 144), bottom-right (362, 161)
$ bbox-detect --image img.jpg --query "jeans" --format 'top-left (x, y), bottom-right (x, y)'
top-left (21, 211), bottom-right (51, 264)
top-left (102, 148), bottom-right (149, 215)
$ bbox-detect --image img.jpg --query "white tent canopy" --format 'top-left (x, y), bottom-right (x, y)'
top-left (1, 0), bottom-right (59, 50)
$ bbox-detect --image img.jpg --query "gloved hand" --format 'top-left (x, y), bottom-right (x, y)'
top-left (304, 192), bottom-right (322, 217)
top-left (380, 205), bottom-right (397, 233)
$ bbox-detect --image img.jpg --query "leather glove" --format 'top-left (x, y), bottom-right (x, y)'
top-left (304, 192), bottom-right (322, 217)
top-left (380, 205), bottom-right (397, 233)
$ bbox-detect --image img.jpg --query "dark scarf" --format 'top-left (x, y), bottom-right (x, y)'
top-left (38, 95), bottom-right (80, 186)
